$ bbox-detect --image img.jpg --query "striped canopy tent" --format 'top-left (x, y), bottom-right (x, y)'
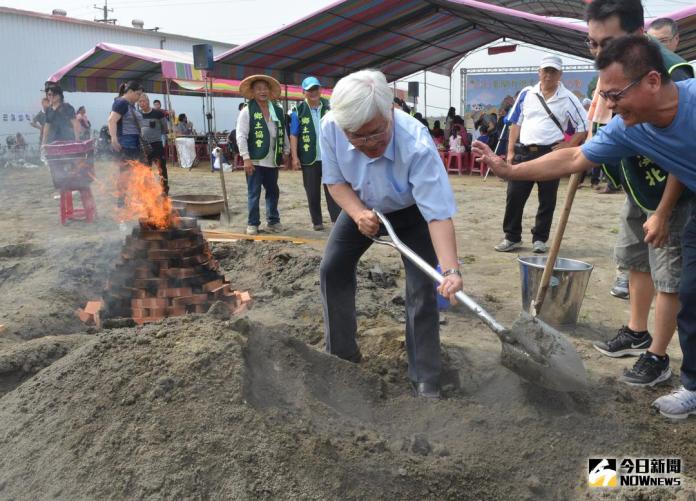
top-left (172, 78), bottom-right (333, 99)
top-left (212, 0), bottom-right (592, 87)
top-left (47, 42), bottom-right (335, 99)
top-left (483, 0), bottom-right (586, 19)
top-left (47, 42), bottom-right (204, 94)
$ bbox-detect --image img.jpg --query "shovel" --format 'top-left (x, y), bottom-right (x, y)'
top-left (371, 208), bottom-right (588, 392)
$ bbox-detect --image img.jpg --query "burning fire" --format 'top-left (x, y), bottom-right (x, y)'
top-left (117, 161), bottom-right (177, 229)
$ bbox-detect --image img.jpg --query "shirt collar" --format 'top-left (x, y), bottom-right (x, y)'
top-left (306, 98), bottom-right (322, 111)
top-left (533, 81), bottom-right (565, 99)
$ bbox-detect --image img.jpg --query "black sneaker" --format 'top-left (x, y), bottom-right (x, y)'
top-left (620, 352), bottom-right (672, 386)
top-left (593, 326), bottom-right (652, 358)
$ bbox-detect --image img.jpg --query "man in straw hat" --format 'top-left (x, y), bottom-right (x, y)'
top-left (236, 75), bottom-right (290, 235)
top-left (319, 69), bottom-right (463, 399)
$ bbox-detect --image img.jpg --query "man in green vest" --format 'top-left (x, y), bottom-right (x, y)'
top-left (581, 0), bottom-right (694, 387)
top-left (290, 76), bottom-right (341, 231)
top-left (236, 75), bottom-right (290, 235)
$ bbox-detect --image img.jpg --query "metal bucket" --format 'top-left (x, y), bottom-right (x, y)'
top-left (518, 256), bottom-right (593, 328)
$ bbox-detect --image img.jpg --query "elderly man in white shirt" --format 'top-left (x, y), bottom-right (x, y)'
top-left (495, 55), bottom-right (588, 253)
top-left (320, 69), bottom-right (462, 399)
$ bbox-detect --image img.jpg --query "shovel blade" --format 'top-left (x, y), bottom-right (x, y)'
top-left (499, 312), bottom-right (588, 392)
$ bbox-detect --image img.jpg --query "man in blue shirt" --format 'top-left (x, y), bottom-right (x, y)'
top-left (289, 76), bottom-right (341, 231)
top-left (320, 69), bottom-right (463, 399)
top-left (473, 35), bottom-right (696, 419)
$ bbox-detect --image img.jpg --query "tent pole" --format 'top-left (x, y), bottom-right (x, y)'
top-left (449, 74), bottom-right (452, 112)
top-left (423, 70), bottom-right (427, 118)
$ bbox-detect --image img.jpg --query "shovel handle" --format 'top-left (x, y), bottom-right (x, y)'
top-left (533, 172), bottom-right (582, 314)
top-left (371, 209), bottom-right (508, 336)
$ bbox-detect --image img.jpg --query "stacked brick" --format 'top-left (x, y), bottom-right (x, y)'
top-left (79, 216), bottom-right (251, 326)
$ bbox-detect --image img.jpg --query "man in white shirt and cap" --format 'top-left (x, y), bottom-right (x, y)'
top-left (495, 55), bottom-right (588, 254)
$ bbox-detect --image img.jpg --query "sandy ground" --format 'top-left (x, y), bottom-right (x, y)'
top-left (0, 159), bottom-right (694, 500)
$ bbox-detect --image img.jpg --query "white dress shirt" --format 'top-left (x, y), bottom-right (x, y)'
top-left (515, 82), bottom-right (588, 146)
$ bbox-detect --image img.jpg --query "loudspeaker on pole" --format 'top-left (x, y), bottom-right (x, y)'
top-left (193, 44), bottom-right (214, 71)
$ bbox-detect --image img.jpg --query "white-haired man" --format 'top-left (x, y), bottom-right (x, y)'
top-left (319, 69), bottom-right (462, 399)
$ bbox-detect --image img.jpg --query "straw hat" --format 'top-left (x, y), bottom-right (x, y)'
top-left (239, 75), bottom-right (282, 100)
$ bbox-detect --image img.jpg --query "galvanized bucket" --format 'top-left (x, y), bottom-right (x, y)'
top-left (517, 256), bottom-right (593, 328)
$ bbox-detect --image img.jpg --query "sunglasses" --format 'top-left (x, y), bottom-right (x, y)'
top-left (598, 72), bottom-right (649, 102)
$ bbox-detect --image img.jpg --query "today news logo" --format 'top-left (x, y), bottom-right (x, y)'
top-left (588, 457), bottom-right (682, 488)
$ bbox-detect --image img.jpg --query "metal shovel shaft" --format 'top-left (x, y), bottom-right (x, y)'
top-left (370, 214), bottom-right (507, 337)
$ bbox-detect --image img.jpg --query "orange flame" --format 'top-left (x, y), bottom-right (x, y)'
top-left (116, 161), bottom-right (178, 229)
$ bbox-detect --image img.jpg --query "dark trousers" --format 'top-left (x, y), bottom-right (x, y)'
top-left (301, 161), bottom-right (341, 224)
top-left (246, 166), bottom-right (280, 226)
top-left (146, 141), bottom-right (168, 195)
top-left (678, 206), bottom-right (696, 390)
top-left (320, 205), bottom-right (441, 384)
top-left (502, 146), bottom-right (560, 243)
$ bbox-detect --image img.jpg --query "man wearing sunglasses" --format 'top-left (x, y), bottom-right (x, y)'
top-left (473, 35), bottom-right (696, 419)
top-left (319, 69), bottom-right (462, 400)
top-left (583, 0), bottom-right (694, 390)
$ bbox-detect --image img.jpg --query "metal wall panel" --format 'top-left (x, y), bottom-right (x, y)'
top-left (0, 10), bottom-right (240, 147)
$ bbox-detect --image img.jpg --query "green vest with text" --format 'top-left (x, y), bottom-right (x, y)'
top-left (599, 44), bottom-right (694, 211)
top-left (247, 99), bottom-right (285, 166)
top-left (292, 97), bottom-right (329, 166)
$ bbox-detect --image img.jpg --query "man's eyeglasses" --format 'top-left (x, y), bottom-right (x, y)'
top-left (656, 35), bottom-right (675, 46)
top-left (584, 37), bottom-right (611, 51)
top-left (598, 72), bottom-right (649, 102)
top-left (348, 130), bottom-right (389, 147)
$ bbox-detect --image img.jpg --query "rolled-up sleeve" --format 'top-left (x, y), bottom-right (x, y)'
top-left (236, 107), bottom-right (250, 160)
top-left (320, 118), bottom-right (346, 184)
top-left (409, 129), bottom-right (457, 222)
top-left (580, 119), bottom-right (634, 165)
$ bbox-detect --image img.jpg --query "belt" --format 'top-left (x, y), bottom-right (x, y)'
top-left (521, 143), bottom-right (557, 153)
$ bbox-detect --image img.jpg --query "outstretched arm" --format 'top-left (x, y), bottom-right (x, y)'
top-left (472, 140), bottom-right (597, 181)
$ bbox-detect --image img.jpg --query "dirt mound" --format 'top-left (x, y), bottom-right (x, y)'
top-left (2, 309), bottom-right (686, 500)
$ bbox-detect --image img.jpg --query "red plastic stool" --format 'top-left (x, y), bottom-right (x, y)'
top-left (447, 152), bottom-right (469, 175)
top-left (60, 188), bottom-right (96, 225)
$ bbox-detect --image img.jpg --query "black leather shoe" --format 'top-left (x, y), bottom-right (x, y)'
top-left (343, 350), bottom-right (362, 363)
top-left (410, 381), bottom-right (441, 399)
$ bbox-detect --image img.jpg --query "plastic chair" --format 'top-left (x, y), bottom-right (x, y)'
top-left (60, 188), bottom-right (96, 225)
top-left (447, 152), bottom-right (468, 175)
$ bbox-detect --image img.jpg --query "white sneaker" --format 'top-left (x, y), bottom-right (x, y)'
top-left (532, 240), bottom-right (548, 253)
top-left (652, 386), bottom-right (696, 419)
top-left (246, 225), bottom-right (258, 236)
top-left (494, 238), bottom-right (522, 252)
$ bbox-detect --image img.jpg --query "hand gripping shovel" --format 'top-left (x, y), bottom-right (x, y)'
top-left (371, 209), bottom-right (588, 392)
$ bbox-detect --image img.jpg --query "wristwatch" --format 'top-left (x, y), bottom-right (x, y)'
top-left (442, 268), bottom-right (462, 278)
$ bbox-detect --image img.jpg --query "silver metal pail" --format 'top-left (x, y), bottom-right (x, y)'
top-left (517, 256), bottom-right (593, 328)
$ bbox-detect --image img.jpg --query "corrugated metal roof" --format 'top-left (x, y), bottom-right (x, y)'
top-left (212, 0), bottom-right (589, 86)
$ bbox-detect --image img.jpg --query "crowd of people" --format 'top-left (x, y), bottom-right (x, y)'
top-left (32, 0), bottom-right (696, 416)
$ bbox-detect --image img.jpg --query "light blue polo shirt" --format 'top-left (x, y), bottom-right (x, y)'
top-left (581, 79), bottom-right (696, 193)
top-left (321, 109), bottom-right (457, 222)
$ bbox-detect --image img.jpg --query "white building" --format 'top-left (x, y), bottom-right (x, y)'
top-left (0, 6), bottom-right (241, 146)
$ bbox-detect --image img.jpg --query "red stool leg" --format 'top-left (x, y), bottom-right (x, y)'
top-left (60, 191), bottom-right (68, 225)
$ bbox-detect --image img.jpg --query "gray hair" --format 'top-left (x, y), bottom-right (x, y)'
top-left (328, 69), bottom-right (393, 132)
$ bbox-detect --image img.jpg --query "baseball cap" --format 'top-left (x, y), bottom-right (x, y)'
top-left (301, 76), bottom-right (321, 90)
top-left (539, 55), bottom-right (562, 71)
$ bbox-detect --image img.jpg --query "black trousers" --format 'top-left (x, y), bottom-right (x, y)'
top-left (301, 161), bottom-right (341, 224)
top-left (146, 141), bottom-right (169, 195)
top-left (502, 146), bottom-right (560, 243)
top-left (320, 205), bottom-right (441, 384)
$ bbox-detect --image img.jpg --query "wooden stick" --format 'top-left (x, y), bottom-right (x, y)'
top-left (532, 172), bottom-right (582, 316)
